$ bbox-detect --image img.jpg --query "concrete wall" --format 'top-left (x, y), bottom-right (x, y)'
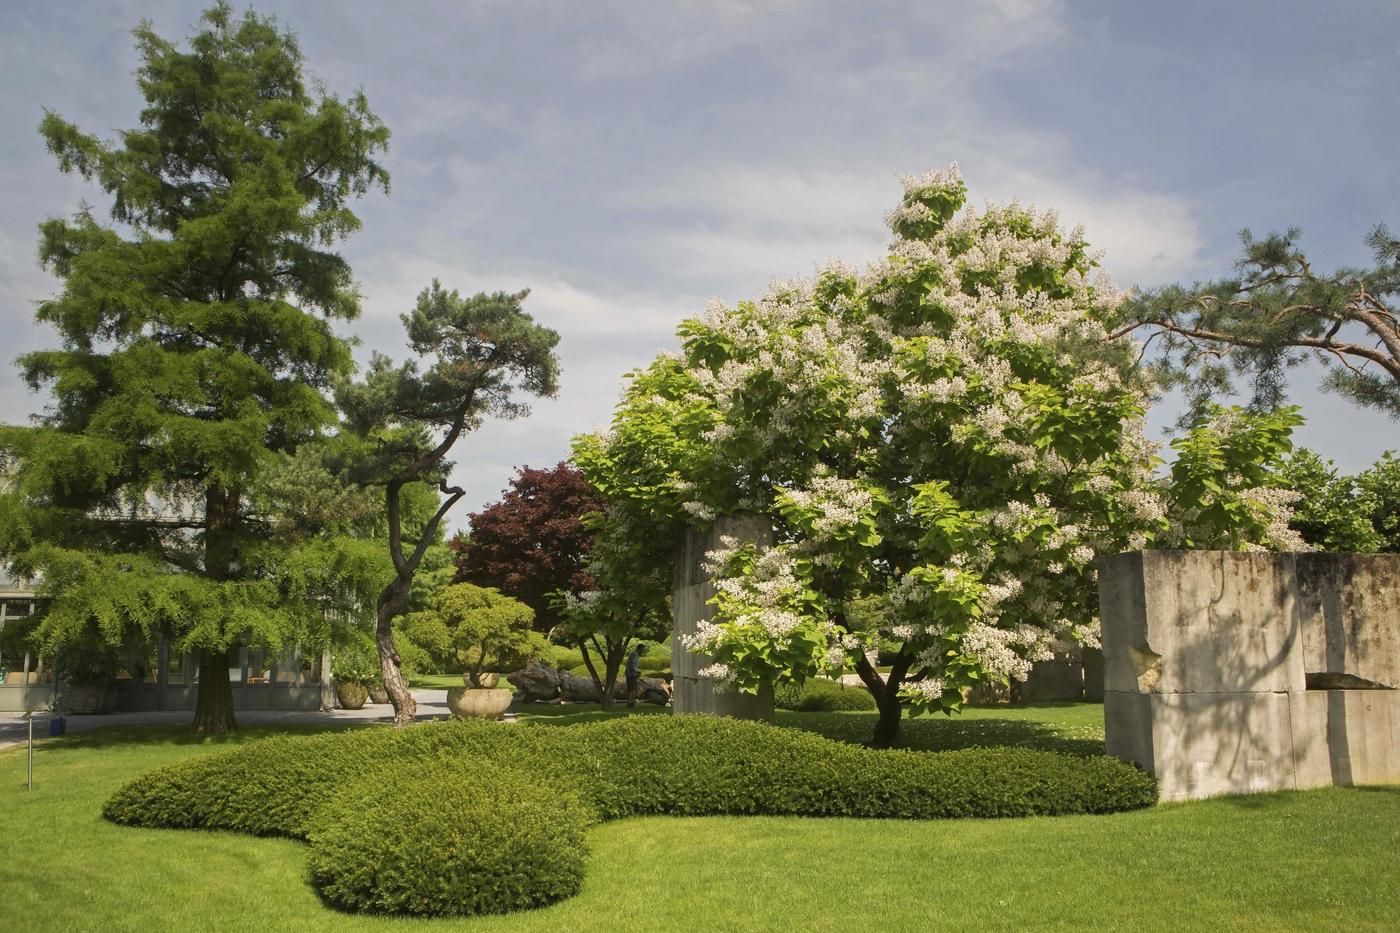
top-left (671, 515), bottom-right (775, 720)
top-left (1098, 551), bottom-right (1400, 800)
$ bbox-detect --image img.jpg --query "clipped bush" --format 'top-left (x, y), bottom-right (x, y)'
top-left (309, 761), bottom-right (590, 916)
top-left (775, 677), bottom-right (877, 712)
top-left (105, 715), bottom-right (1155, 917)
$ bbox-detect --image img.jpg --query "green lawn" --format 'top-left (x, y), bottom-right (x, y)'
top-left (2, 708), bottom-right (1397, 931)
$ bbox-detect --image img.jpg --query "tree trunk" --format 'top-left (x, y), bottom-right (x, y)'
top-left (577, 641), bottom-right (610, 710)
top-left (600, 642), bottom-right (625, 711)
top-left (194, 486), bottom-right (239, 733)
top-left (870, 693), bottom-right (903, 749)
top-left (192, 648), bottom-right (236, 734)
top-left (854, 652), bottom-right (905, 749)
top-left (376, 580), bottom-right (416, 727)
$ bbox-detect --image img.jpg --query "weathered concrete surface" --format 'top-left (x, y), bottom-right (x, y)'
top-left (671, 515), bottom-right (775, 720)
top-left (1297, 553), bottom-right (1400, 689)
top-left (1098, 550), bottom-right (1400, 800)
top-left (1082, 647), bottom-right (1105, 702)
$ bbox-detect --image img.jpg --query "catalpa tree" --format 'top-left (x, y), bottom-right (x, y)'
top-left (576, 166), bottom-right (1187, 747)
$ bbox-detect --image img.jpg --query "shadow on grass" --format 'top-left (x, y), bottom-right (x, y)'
top-left (25, 702), bottom-right (1106, 757)
top-left (781, 711), bottom-right (1107, 756)
top-left (32, 722), bottom-right (369, 755)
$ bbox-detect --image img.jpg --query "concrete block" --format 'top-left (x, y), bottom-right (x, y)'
top-left (1021, 651), bottom-right (1083, 701)
top-left (1082, 647), bottom-right (1105, 702)
top-left (1297, 553), bottom-right (1400, 688)
top-left (1108, 690), bottom-right (1299, 800)
top-left (1098, 550), bottom-right (1304, 695)
top-left (1291, 689), bottom-right (1400, 788)
top-left (1101, 551), bottom-right (1400, 799)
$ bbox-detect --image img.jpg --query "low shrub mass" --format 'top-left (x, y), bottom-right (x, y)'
top-left (775, 677), bottom-right (878, 712)
top-left (105, 716), bottom-right (1156, 917)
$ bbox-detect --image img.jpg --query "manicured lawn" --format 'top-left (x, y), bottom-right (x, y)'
top-left (2, 709), bottom-right (1397, 931)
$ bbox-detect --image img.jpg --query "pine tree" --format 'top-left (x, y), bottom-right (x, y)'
top-left (0, 3), bottom-right (389, 732)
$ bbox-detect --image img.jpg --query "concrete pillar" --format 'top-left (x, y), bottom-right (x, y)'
top-left (1082, 647), bottom-right (1105, 702)
top-left (1020, 649), bottom-right (1084, 701)
top-left (671, 514), bottom-right (775, 720)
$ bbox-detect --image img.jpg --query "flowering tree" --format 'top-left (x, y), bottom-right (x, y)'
top-left (576, 166), bottom-right (1176, 746)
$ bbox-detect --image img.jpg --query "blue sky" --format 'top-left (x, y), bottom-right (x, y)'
top-left (3, 1), bottom-right (1397, 532)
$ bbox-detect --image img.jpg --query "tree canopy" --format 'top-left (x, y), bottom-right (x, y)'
top-left (451, 462), bottom-right (603, 632)
top-left (1116, 226), bottom-right (1400, 421)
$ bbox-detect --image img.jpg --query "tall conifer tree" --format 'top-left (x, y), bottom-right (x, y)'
top-left (0, 3), bottom-right (389, 732)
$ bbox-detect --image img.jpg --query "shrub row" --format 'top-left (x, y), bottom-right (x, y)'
top-left (774, 677), bottom-right (878, 712)
top-left (105, 716), bottom-right (1156, 917)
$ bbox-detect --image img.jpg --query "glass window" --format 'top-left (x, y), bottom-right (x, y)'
top-left (1, 599), bottom-right (32, 619)
top-left (274, 649), bottom-right (299, 685)
top-left (246, 648), bottom-right (272, 685)
top-left (167, 650), bottom-right (185, 685)
top-left (300, 652), bottom-right (321, 685)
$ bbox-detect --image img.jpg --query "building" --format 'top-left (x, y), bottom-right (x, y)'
top-left (0, 566), bottom-right (335, 714)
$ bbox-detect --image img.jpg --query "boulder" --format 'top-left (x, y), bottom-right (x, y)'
top-left (507, 661), bottom-right (670, 706)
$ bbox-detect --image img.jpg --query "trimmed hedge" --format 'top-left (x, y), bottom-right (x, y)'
top-left (775, 677), bottom-right (878, 712)
top-left (309, 762), bottom-right (590, 916)
top-left (105, 716), bottom-right (1156, 917)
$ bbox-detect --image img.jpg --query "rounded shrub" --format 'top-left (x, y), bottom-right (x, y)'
top-left (774, 678), bottom-right (877, 712)
top-left (106, 715), bottom-right (1156, 917)
top-left (308, 761), bottom-right (591, 916)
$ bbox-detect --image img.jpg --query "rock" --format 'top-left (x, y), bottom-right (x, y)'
top-left (506, 661), bottom-right (670, 706)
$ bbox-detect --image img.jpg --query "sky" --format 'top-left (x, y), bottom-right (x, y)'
top-left (3, 0), bottom-right (1398, 534)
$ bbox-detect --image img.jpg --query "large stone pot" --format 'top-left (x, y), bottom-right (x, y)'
top-left (447, 686), bottom-right (512, 720)
top-left (62, 681), bottom-right (116, 714)
top-left (367, 684), bottom-right (389, 705)
top-left (336, 681), bottom-right (368, 710)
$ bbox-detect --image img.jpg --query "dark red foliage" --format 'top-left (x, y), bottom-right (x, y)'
top-left (451, 462), bottom-right (604, 632)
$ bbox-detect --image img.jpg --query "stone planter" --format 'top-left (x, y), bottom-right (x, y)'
top-left (336, 681), bottom-right (368, 710)
top-left (368, 684), bottom-right (389, 705)
top-left (470, 672), bottom-right (500, 688)
top-left (62, 681), bottom-right (117, 714)
top-left (446, 686), bottom-right (512, 720)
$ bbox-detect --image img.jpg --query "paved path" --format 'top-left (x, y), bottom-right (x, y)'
top-left (0, 689), bottom-right (488, 751)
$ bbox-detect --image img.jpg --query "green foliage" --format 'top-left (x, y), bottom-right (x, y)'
top-left (1164, 405), bottom-right (1306, 550)
top-left (774, 677), bottom-right (878, 712)
top-left (549, 506), bottom-right (671, 704)
top-left (1356, 452), bottom-right (1400, 551)
top-left (1277, 449), bottom-right (1384, 552)
top-left (399, 583), bottom-right (544, 685)
top-left (105, 716), bottom-right (1157, 916)
top-left (330, 631), bottom-right (380, 686)
top-left (308, 761), bottom-right (589, 915)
